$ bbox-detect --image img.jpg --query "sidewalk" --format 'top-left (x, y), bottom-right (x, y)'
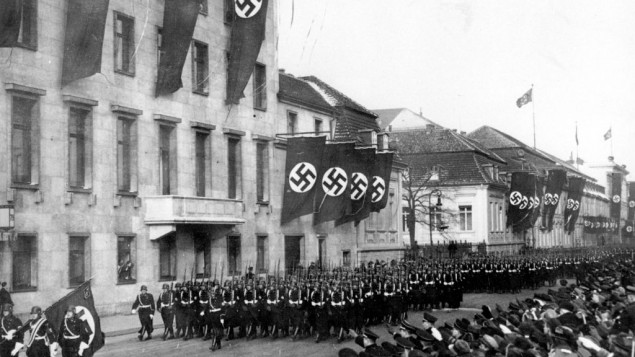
top-left (100, 313), bottom-right (165, 337)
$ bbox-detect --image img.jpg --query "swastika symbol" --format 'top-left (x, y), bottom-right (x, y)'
top-left (519, 196), bottom-right (529, 210)
top-left (613, 195), bottom-right (621, 203)
top-left (566, 199), bottom-right (574, 210)
top-left (371, 176), bottom-right (385, 203)
top-left (553, 194), bottom-right (560, 205)
top-left (629, 200), bottom-right (635, 208)
top-left (510, 191), bottom-right (523, 206)
top-left (544, 193), bottom-right (553, 206)
top-left (289, 162), bottom-right (317, 193)
top-left (322, 167), bottom-right (347, 197)
top-left (534, 196), bottom-right (540, 207)
top-left (628, 226), bottom-right (633, 233)
top-left (351, 172), bottom-right (368, 201)
top-left (573, 200), bottom-right (580, 211)
top-left (235, 0), bottom-right (263, 18)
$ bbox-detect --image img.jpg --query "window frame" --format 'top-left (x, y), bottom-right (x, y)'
top-left (459, 205), bottom-right (473, 231)
top-left (116, 115), bottom-right (138, 194)
top-left (194, 130), bottom-right (211, 197)
top-left (158, 234), bottom-right (177, 281)
top-left (10, 94), bottom-right (39, 186)
top-left (16, 0), bottom-right (37, 50)
top-left (253, 63), bottom-right (267, 110)
top-left (287, 111), bottom-right (298, 135)
top-left (255, 141), bottom-right (269, 203)
top-left (158, 124), bottom-right (177, 195)
top-left (256, 235), bottom-right (268, 274)
top-left (227, 135), bottom-right (242, 199)
top-left (68, 235), bottom-right (90, 288)
top-left (227, 235), bottom-right (242, 276)
top-left (223, 0), bottom-right (235, 25)
top-left (113, 11), bottom-right (136, 76)
top-left (117, 234), bottom-right (137, 284)
top-left (67, 105), bottom-right (93, 191)
top-left (314, 118), bottom-right (323, 136)
top-left (12, 233), bottom-right (38, 292)
top-left (191, 39), bottom-right (209, 95)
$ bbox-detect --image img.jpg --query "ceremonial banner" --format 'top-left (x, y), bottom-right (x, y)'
top-left (624, 220), bottom-right (634, 238)
top-left (45, 281), bottom-right (104, 356)
top-left (155, 0), bottom-right (201, 96)
top-left (518, 173), bottom-right (537, 232)
top-left (628, 182), bottom-right (635, 221)
top-left (61, 0), bottom-right (110, 86)
top-left (335, 148), bottom-right (376, 226)
top-left (530, 175), bottom-right (544, 227)
top-left (564, 177), bottom-right (585, 234)
top-left (313, 143), bottom-right (355, 225)
top-left (507, 172), bottom-right (530, 231)
top-left (541, 169), bottom-right (567, 232)
top-left (370, 152), bottom-right (394, 213)
top-left (610, 173), bottom-right (622, 222)
top-left (280, 136), bottom-right (326, 224)
top-left (516, 88), bottom-right (532, 108)
top-left (0, 0), bottom-right (21, 47)
top-left (226, 0), bottom-right (269, 104)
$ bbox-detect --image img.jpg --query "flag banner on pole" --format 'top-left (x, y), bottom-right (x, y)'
top-left (507, 172), bottom-right (531, 232)
top-left (530, 175), bottom-right (544, 227)
top-left (45, 280), bottom-right (104, 356)
top-left (516, 173), bottom-right (537, 232)
top-left (540, 169), bottom-right (567, 232)
top-left (155, 0), bottom-right (201, 96)
top-left (61, 0), bottom-right (110, 87)
top-left (370, 152), bottom-right (394, 213)
top-left (226, 0), bottom-right (269, 104)
top-left (627, 182), bottom-right (635, 221)
top-left (516, 88), bottom-right (533, 108)
top-left (564, 177), bottom-right (586, 234)
top-left (604, 128), bottom-right (612, 141)
top-left (610, 172), bottom-right (622, 222)
top-left (0, 0), bottom-right (22, 47)
top-left (624, 220), bottom-right (634, 238)
top-left (313, 143), bottom-right (355, 225)
top-left (280, 136), bottom-right (326, 224)
top-left (335, 148), bottom-right (376, 226)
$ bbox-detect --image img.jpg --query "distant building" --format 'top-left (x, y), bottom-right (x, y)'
top-left (374, 108), bottom-right (442, 132)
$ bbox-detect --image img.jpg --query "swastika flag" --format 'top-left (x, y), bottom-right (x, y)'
top-left (281, 137), bottom-right (326, 224)
top-left (540, 169), bottom-right (566, 232)
top-left (313, 143), bottom-right (356, 225)
top-left (370, 152), bottom-right (393, 214)
top-left (334, 148), bottom-right (376, 227)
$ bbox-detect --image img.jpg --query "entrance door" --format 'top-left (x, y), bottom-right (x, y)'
top-left (284, 236), bottom-right (302, 274)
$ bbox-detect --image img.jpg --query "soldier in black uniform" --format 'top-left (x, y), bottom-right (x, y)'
top-left (207, 284), bottom-right (223, 351)
top-left (287, 280), bottom-right (303, 340)
top-left (157, 283), bottom-right (175, 340)
top-left (196, 282), bottom-right (210, 339)
top-left (0, 283), bottom-right (12, 307)
top-left (57, 306), bottom-right (92, 357)
top-left (0, 304), bottom-right (23, 357)
top-left (131, 285), bottom-right (155, 341)
top-left (220, 281), bottom-right (237, 341)
top-left (243, 280), bottom-right (258, 340)
top-left (311, 282), bottom-right (329, 343)
top-left (25, 306), bottom-right (56, 357)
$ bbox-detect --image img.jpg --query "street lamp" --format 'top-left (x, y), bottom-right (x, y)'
top-left (429, 189), bottom-right (447, 246)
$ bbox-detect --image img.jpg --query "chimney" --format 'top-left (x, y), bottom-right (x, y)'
top-left (460, 131), bottom-right (466, 135)
top-left (452, 129), bottom-right (458, 133)
top-left (279, 68), bottom-right (286, 74)
top-left (357, 129), bottom-right (377, 148)
top-left (608, 156), bottom-right (614, 162)
top-left (378, 132), bottom-right (390, 151)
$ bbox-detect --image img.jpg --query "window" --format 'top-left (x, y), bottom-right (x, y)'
top-left (68, 107), bottom-right (92, 189)
top-left (157, 27), bottom-right (163, 66)
top-left (287, 111), bottom-right (297, 135)
top-left (459, 205), bottom-right (473, 231)
top-left (253, 63), bottom-right (267, 110)
top-left (256, 142), bottom-right (269, 202)
top-left (314, 118), bottom-right (323, 136)
top-left (195, 132), bottom-right (211, 197)
top-left (69, 236), bottom-right (89, 286)
top-left (227, 136), bottom-right (242, 199)
top-left (117, 235), bottom-right (136, 283)
top-left (114, 12), bottom-right (135, 75)
top-left (11, 96), bottom-right (38, 185)
top-left (200, 0), bottom-right (208, 15)
top-left (498, 205), bottom-right (503, 231)
top-left (159, 125), bottom-right (177, 195)
top-left (224, 0), bottom-right (235, 24)
top-left (17, 0), bottom-right (37, 49)
top-left (227, 235), bottom-right (241, 276)
top-left (318, 239), bottom-right (326, 269)
top-left (194, 232), bottom-right (210, 278)
top-left (256, 235), bottom-right (267, 273)
top-left (192, 40), bottom-right (209, 94)
top-left (430, 206), bottom-right (442, 231)
top-left (117, 117), bottom-right (137, 192)
top-left (159, 234), bottom-right (176, 280)
top-left (342, 251), bottom-right (351, 267)
top-left (12, 234), bottom-right (37, 291)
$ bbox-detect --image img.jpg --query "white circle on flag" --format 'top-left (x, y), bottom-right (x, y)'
top-left (235, 0), bottom-right (263, 19)
top-left (613, 195), bottom-right (621, 203)
top-left (371, 176), bottom-right (386, 203)
top-left (566, 199), bottom-right (574, 210)
top-left (289, 162), bottom-right (317, 193)
top-left (544, 193), bottom-right (553, 206)
top-left (510, 191), bottom-right (522, 206)
top-left (629, 200), bottom-right (635, 208)
top-left (351, 172), bottom-right (368, 201)
top-left (519, 196), bottom-right (529, 210)
top-left (75, 305), bottom-right (96, 345)
top-left (322, 167), bottom-right (347, 197)
top-left (628, 226), bottom-right (633, 233)
top-left (573, 200), bottom-right (580, 211)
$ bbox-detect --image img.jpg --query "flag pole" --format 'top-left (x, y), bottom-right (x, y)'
top-left (575, 121), bottom-right (579, 170)
top-left (532, 84), bottom-right (536, 149)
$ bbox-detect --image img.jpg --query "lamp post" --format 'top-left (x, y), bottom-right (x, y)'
top-left (428, 189), bottom-right (443, 246)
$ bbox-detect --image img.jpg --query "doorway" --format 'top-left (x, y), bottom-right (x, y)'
top-left (284, 236), bottom-right (302, 274)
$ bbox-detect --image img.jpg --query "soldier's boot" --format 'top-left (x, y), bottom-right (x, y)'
top-left (292, 326), bottom-right (299, 341)
top-left (271, 325), bottom-right (278, 339)
top-left (315, 333), bottom-right (322, 343)
top-left (209, 334), bottom-right (217, 351)
top-left (203, 328), bottom-right (212, 341)
top-left (162, 329), bottom-right (168, 341)
top-left (337, 327), bottom-right (344, 343)
top-left (215, 336), bottom-right (222, 350)
top-left (168, 329), bottom-right (175, 340)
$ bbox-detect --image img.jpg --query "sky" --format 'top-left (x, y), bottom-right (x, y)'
top-left (277, 0), bottom-right (635, 179)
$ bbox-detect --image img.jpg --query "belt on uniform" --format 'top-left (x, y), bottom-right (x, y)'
top-left (244, 300), bottom-right (256, 305)
top-left (311, 302), bottom-right (324, 307)
top-left (138, 305), bottom-right (151, 309)
top-left (34, 336), bottom-right (46, 340)
top-left (63, 335), bottom-right (80, 340)
top-left (332, 302), bottom-right (343, 306)
top-left (210, 308), bottom-right (221, 313)
top-left (267, 300), bottom-right (279, 304)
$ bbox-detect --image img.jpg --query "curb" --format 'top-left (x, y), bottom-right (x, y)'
top-left (105, 324), bottom-right (165, 338)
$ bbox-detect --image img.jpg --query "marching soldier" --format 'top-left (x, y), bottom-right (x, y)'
top-left (131, 285), bottom-right (155, 341)
top-left (311, 281), bottom-right (329, 343)
top-left (157, 283), bottom-right (175, 340)
top-left (243, 280), bottom-right (258, 340)
top-left (57, 306), bottom-right (92, 357)
top-left (221, 281), bottom-right (237, 341)
top-left (0, 304), bottom-right (23, 357)
top-left (207, 284), bottom-right (223, 351)
top-left (25, 306), bottom-right (56, 357)
top-left (196, 282), bottom-right (210, 339)
top-left (287, 280), bottom-right (303, 340)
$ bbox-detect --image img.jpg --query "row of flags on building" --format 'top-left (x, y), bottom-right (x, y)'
top-left (281, 137), bottom-right (393, 226)
top-left (1, 0), bottom-right (267, 103)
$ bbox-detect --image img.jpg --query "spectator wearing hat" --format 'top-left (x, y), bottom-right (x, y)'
top-left (0, 282), bottom-right (11, 307)
top-left (350, 328), bottom-right (392, 357)
top-left (132, 285), bottom-right (155, 341)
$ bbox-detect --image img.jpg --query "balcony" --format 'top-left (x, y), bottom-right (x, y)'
top-left (144, 196), bottom-right (245, 239)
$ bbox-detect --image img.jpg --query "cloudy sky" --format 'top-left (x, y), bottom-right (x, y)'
top-left (277, 0), bottom-right (635, 178)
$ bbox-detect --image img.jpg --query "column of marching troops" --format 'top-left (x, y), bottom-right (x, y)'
top-left (0, 249), bottom-right (628, 356)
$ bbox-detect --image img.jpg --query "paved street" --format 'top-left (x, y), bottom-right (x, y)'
top-left (95, 283), bottom-right (560, 357)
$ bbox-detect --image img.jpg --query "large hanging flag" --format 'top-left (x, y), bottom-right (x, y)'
top-left (155, 0), bottom-right (201, 96)
top-left (335, 148), bottom-right (376, 226)
top-left (624, 220), bottom-right (634, 238)
top-left (313, 143), bottom-right (355, 225)
top-left (226, 0), bottom-right (269, 104)
top-left (0, 0), bottom-right (21, 47)
top-left (628, 182), bottom-right (635, 222)
top-left (370, 152), bottom-right (394, 213)
top-left (516, 88), bottom-right (533, 108)
top-left (61, 0), bottom-right (110, 87)
top-left (530, 175), bottom-right (544, 227)
top-left (507, 172), bottom-right (531, 232)
top-left (517, 173), bottom-right (537, 232)
top-left (280, 136), bottom-right (326, 224)
top-left (564, 177), bottom-right (586, 234)
top-left (610, 172), bottom-right (622, 223)
top-left (45, 280), bottom-right (104, 355)
top-left (540, 169), bottom-right (567, 232)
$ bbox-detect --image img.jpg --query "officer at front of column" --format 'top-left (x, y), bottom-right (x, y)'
top-left (131, 285), bottom-right (155, 341)
top-left (57, 306), bottom-right (91, 357)
top-left (0, 303), bottom-right (23, 357)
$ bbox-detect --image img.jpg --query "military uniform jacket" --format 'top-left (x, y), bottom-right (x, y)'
top-left (0, 314), bottom-right (24, 344)
top-left (58, 316), bottom-right (91, 345)
top-left (132, 293), bottom-right (156, 314)
top-left (157, 291), bottom-right (175, 312)
top-left (26, 317), bottom-right (56, 347)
